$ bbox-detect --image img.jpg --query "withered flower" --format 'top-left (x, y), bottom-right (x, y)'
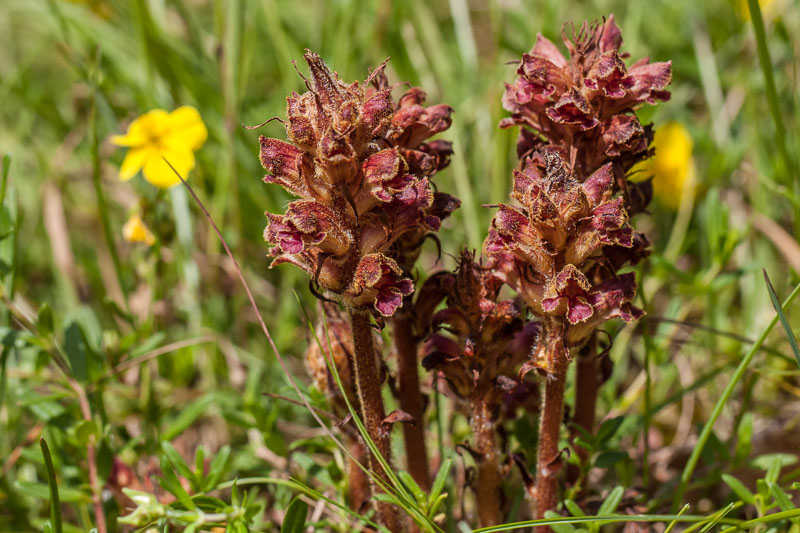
top-left (260, 51), bottom-right (456, 530)
top-left (261, 52), bottom-right (455, 317)
top-left (502, 15), bottom-right (671, 197)
top-left (486, 151), bottom-right (644, 360)
top-left (421, 250), bottom-right (533, 527)
top-left (490, 15), bottom-right (671, 523)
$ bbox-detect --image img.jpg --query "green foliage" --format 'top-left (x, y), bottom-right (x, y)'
top-left (1, 0), bottom-right (800, 531)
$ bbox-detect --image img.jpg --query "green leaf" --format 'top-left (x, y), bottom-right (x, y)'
top-left (722, 474), bottom-right (755, 505)
top-left (159, 455), bottom-right (195, 510)
top-left (162, 394), bottom-right (215, 441)
top-left (231, 479), bottom-right (240, 507)
top-left (37, 304), bottom-right (54, 337)
top-left (398, 470), bottom-right (426, 507)
top-left (595, 451), bottom-right (628, 469)
top-left (430, 457), bottom-right (452, 503)
top-left (428, 493), bottom-right (448, 518)
top-left (373, 493), bottom-right (401, 504)
top-left (767, 482), bottom-right (796, 513)
top-left (0, 206), bottom-right (14, 242)
top-left (564, 500), bottom-right (585, 518)
top-left (764, 271), bottom-right (800, 369)
top-left (544, 510), bottom-right (576, 533)
top-left (280, 497), bottom-right (308, 533)
top-left (203, 445), bottom-right (231, 492)
top-left (161, 441), bottom-right (194, 484)
top-left (40, 438), bottom-right (62, 533)
top-left (734, 413), bottom-right (753, 464)
top-left (191, 495), bottom-right (228, 512)
top-left (14, 481), bottom-right (90, 503)
top-left (595, 416), bottom-right (626, 444)
top-left (597, 486), bottom-right (624, 516)
top-left (753, 454), bottom-right (798, 484)
top-left (0, 153), bottom-right (10, 208)
top-left (74, 420), bottom-right (98, 447)
top-left (64, 322), bottom-right (89, 382)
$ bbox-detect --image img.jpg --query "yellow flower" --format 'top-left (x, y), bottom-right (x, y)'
top-left (122, 214), bottom-right (156, 246)
top-left (635, 122), bottom-right (695, 210)
top-left (112, 106), bottom-right (207, 189)
top-left (737, 0), bottom-right (776, 22)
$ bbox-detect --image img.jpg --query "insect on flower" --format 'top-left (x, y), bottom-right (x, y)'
top-left (112, 106), bottom-right (208, 189)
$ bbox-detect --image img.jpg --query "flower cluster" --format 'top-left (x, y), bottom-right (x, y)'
top-left (422, 250), bottom-right (532, 403)
top-left (262, 51), bottom-right (456, 317)
top-left (501, 16), bottom-right (671, 211)
top-left (486, 151), bottom-right (645, 372)
top-left (488, 17), bottom-right (670, 374)
top-left (420, 250), bottom-right (537, 525)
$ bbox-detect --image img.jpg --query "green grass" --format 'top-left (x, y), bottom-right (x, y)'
top-left (1, 0), bottom-right (800, 531)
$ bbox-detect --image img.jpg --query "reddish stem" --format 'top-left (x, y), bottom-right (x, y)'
top-left (348, 310), bottom-right (401, 531)
top-left (69, 379), bottom-right (107, 533)
top-left (470, 394), bottom-right (503, 527)
top-left (392, 314), bottom-right (431, 490)
top-left (535, 344), bottom-right (568, 531)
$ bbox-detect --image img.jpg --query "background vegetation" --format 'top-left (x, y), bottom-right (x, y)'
top-left (1, 0), bottom-right (799, 530)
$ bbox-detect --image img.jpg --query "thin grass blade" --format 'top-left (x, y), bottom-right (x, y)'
top-left (40, 437), bottom-right (63, 533)
top-left (673, 279), bottom-right (800, 510)
top-left (764, 270), bottom-right (800, 368)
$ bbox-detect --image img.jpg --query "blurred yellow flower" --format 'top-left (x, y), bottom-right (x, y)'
top-left (737, 0), bottom-right (776, 21)
top-left (112, 106), bottom-right (207, 189)
top-left (635, 122), bottom-right (695, 210)
top-left (122, 214), bottom-right (156, 246)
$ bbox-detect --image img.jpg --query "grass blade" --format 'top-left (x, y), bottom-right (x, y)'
top-left (40, 437), bottom-right (63, 533)
top-left (281, 496), bottom-right (308, 533)
top-left (763, 270), bottom-right (800, 368)
top-left (673, 278), bottom-right (800, 510)
top-left (720, 508), bottom-right (800, 532)
top-left (664, 504), bottom-right (691, 533)
top-left (746, 0), bottom-right (791, 174)
top-left (0, 153), bottom-right (10, 208)
top-left (472, 513), bottom-right (741, 532)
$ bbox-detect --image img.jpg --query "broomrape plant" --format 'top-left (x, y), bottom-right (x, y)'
top-left (255, 14), bottom-right (672, 532)
top-left (10, 1), bottom-right (800, 532)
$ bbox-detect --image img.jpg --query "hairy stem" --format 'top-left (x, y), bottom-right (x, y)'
top-left (470, 394), bottom-right (503, 527)
top-left (569, 334), bottom-right (597, 484)
top-left (348, 309), bottom-right (401, 531)
top-left (347, 436), bottom-right (371, 514)
top-left (535, 336), bottom-right (568, 531)
top-left (392, 314), bottom-right (431, 489)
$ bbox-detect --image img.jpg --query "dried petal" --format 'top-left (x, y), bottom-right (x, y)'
top-left (546, 88), bottom-right (598, 130)
top-left (259, 136), bottom-right (312, 197)
top-left (602, 115), bottom-right (647, 156)
top-left (627, 60), bottom-right (672, 104)
top-left (349, 254), bottom-right (413, 316)
top-left (531, 33), bottom-right (568, 68)
top-left (584, 51), bottom-right (634, 98)
top-left (541, 265), bottom-right (594, 324)
top-left (582, 163), bottom-right (614, 205)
